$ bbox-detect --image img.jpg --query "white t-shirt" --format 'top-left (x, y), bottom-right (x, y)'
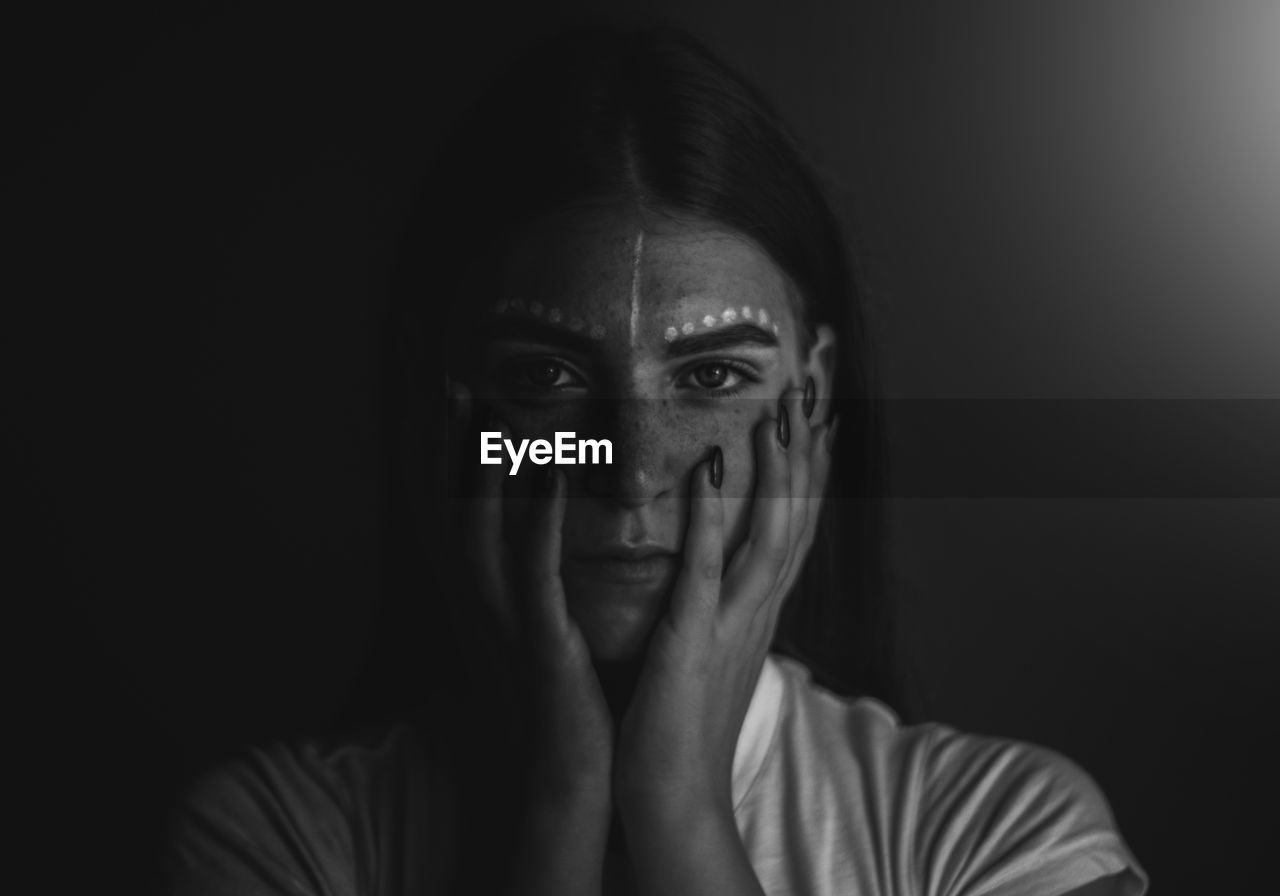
top-left (170, 655), bottom-right (1147, 896)
top-left (732, 655), bottom-right (1147, 896)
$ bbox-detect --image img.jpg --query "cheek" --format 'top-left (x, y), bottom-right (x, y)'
top-left (719, 406), bottom-right (771, 552)
top-left (498, 405), bottom-right (579, 440)
top-left (678, 401), bottom-right (761, 483)
top-left (645, 400), bottom-right (767, 557)
top-left (499, 400), bottom-right (768, 534)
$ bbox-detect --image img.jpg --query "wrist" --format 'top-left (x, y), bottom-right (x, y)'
top-left (614, 757), bottom-right (733, 817)
top-left (619, 797), bottom-right (761, 896)
top-left (508, 795), bottom-right (610, 896)
top-left (615, 779), bottom-right (734, 840)
top-left (527, 757), bottom-right (613, 810)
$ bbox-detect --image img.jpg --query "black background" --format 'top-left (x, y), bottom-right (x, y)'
top-left (8, 1), bottom-right (1279, 892)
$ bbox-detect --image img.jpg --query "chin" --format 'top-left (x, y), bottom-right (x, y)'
top-left (562, 579), bottom-right (670, 661)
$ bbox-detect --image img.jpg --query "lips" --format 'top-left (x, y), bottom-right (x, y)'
top-left (565, 545), bottom-right (677, 585)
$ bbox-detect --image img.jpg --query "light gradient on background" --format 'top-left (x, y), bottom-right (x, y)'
top-left (8, 2), bottom-right (1279, 891)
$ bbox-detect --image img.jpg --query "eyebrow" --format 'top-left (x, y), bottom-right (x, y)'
top-left (664, 323), bottom-right (780, 359)
top-left (478, 318), bottom-right (601, 353)
top-left (477, 317), bottom-right (781, 358)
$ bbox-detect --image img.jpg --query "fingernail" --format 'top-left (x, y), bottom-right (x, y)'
top-left (777, 402), bottom-right (790, 448)
top-left (802, 377), bottom-right (816, 419)
top-left (825, 414), bottom-right (841, 451)
top-left (709, 446), bottom-right (723, 489)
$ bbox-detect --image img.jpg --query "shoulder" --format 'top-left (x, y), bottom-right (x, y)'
top-left (168, 723), bottom-right (423, 896)
top-left (766, 656), bottom-right (1148, 896)
top-left (914, 723), bottom-right (1147, 895)
top-left (766, 653), bottom-right (934, 780)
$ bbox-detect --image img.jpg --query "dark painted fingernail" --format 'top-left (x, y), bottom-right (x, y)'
top-left (825, 414), bottom-right (841, 451)
top-left (709, 446), bottom-right (723, 489)
top-left (802, 377), bottom-right (816, 419)
top-left (777, 402), bottom-right (790, 448)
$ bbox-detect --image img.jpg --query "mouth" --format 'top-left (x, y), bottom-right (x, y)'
top-left (565, 545), bottom-right (678, 585)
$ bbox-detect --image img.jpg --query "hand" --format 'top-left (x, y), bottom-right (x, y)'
top-left (614, 382), bottom-right (834, 831)
top-left (456, 386), bottom-right (613, 895)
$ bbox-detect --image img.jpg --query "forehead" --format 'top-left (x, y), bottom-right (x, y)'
top-left (489, 207), bottom-right (794, 348)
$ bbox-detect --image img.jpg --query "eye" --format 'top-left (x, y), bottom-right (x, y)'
top-left (693, 363), bottom-right (732, 389)
top-left (501, 357), bottom-right (585, 393)
top-left (676, 360), bottom-right (757, 395)
top-left (525, 361), bottom-right (566, 388)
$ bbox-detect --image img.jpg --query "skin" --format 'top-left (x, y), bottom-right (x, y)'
top-left (449, 205), bottom-right (839, 895)
top-left (449, 207), bottom-right (1131, 896)
top-left (466, 205), bottom-right (836, 662)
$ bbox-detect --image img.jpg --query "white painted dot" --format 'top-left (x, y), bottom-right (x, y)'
top-left (664, 326), bottom-right (678, 342)
top-left (589, 324), bottom-right (606, 339)
top-left (772, 322), bottom-right (779, 335)
top-left (569, 317), bottom-right (585, 331)
top-left (510, 298), bottom-right (526, 311)
top-left (741, 306), bottom-right (752, 319)
top-left (530, 301), bottom-right (544, 316)
top-left (702, 314), bottom-right (716, 328)
top-left (722, 308), bottom-right (738, 322)
top-left (681, 322), bottom-right (696, 335)
top-left (758, 309), bottom-right (769, 326)
top-left (548, 308), bottom-right (562, 323)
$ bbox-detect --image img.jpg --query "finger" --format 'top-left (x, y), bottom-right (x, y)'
top-left (784, 385), bottom-right (810, 538)
top-left (776, 416), bottom-right (834, 604)
top-left (808, 415), bottom-right (836, 524)
top-left (668, 450), bottom-right (725, 633)
top-left (466, 419), bottom-right (516, 635)
top-left (804, 418), bottom-right (834, 540)
top-left (724, 406), bottom-right (792, 603)
top-left (776, 385), bottom-right (813, 587)
top-left (521, 466), bottom-right (574, 655)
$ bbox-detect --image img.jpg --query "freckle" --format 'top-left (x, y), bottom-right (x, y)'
top-left (548, 308), bottom-right (562, 323)
top-left (702, 314), bottom-right (716, 328)
top-left (589, 324), bottom-right (606, 339)
top-left (681, 322), bottom-right (695, 335)
top-left (530, 301), bottom-right (544, 316)
top-left (664, 326), bottom-right (678, 342)
top-left (570, 317), bottom-right (585, 332)
top-left (722, 308), bottom-right (738, 323)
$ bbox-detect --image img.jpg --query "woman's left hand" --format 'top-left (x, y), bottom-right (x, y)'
top-left (613, 383), bottom-right (834, 889)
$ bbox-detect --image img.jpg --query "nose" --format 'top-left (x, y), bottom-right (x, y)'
top-left (584, 397), bottom-right (680, 507)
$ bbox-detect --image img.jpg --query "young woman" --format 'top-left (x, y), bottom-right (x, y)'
top-left (168, 24), bottom-right (1147, 896)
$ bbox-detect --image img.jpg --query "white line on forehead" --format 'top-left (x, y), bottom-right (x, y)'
top-left (628, 230), bottom-right (644, 349)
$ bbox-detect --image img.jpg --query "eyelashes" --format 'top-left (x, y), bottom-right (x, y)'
top-left (499, 357), bottom-right (587, 394)
top-left (495, 356), bottom-right (761, 397)
top-left (673, 359), bottom-right (759, 395)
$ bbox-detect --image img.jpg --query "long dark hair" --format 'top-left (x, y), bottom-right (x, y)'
top-left (344, 22), bottom-right (905, 731)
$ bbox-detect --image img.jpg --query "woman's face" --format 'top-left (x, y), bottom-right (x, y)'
top-left (468, 206), bottom-right (835, 661)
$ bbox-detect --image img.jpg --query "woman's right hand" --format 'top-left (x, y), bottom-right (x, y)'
top-left (457, 388), bottom-right (614, 894)
top-left (468, 438), bottom-right (615, 794)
